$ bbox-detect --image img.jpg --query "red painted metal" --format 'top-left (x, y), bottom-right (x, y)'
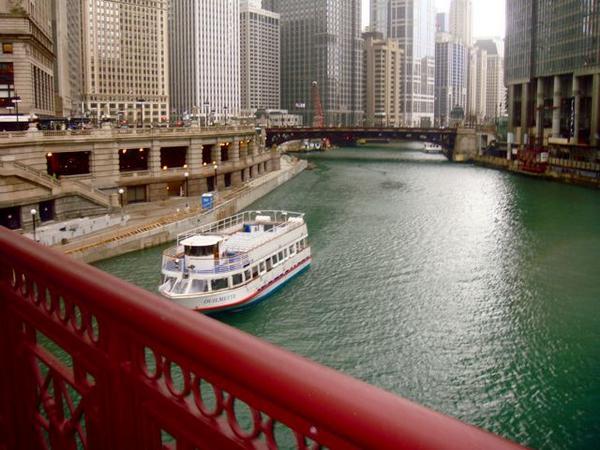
top-left (0, 228), bottom-right (524, 450)
top-left (311, 82), bottom-right (324, 128)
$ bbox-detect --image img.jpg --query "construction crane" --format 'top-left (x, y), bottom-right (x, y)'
top-left (311, 81), bottom-right (324, 128)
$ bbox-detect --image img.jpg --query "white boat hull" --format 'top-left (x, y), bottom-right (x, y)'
top-left (161, 250), bottom-right (311, 313)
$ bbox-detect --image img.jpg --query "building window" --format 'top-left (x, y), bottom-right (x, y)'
top-left (2, 43), bottom-right (13, 54)
top-left (47, 152), bottom-right (91, 177)
top-left (38, 200), bottom-right (55, 223)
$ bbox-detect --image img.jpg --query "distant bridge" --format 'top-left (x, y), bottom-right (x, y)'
top-left (266, 126), bottom-right (459, 149)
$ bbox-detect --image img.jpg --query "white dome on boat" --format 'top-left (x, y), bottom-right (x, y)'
top-left (180, 235), bottom-right (223, 247)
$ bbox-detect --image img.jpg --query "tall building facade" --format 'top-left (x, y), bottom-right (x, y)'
top-left (363, 31), bottom-right (402, 127)
top-left (371, 0), bottom-right (389, 38)
top-left (436, 12), bottom-right (449, 33)
top-left (53, 0), bottom-right (83, 118)
top-left (240, 0), bottom-right (280, 115)
top-left (435, 33), bottom-right (468, 126)
top-left (261, 0), bottom-right (280, 13)
top-left (384, 0), bottom-right (436, 127)
top-left (82, 0), bottom-right (169, 125)
top-left (467, 45), bottom-right (487, 122)
top-left (449, 0), bottom-right (472, 46)
top-left (506, 0), bottom-right (600, 147)
top-left (475, 39), bottom-right (506, 121)
top-left (0, 0), bottom-right (55, 122)
top-left (279, 0), bottom-right (363, 126)
top-left (170, 0), bottom-right (239, 123)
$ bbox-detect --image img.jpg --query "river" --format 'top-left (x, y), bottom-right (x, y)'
top-left (95, 144), bottom-right (600, 449)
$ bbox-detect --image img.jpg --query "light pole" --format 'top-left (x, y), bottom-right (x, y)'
top-left (118, 188), bottom-right (125, 218)
top-left (30, 208), bottom-right (37, 241)
top-left (213, 162), bottom-right (218, 193)
top-left (223, 106), bottom-right (228, 126)
top-left (184, 171), bottom-right (189, 196)
top-left (12, 94), bottom-right (21, 124)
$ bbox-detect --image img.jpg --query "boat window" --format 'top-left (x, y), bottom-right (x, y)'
top-left (283, 249), bottom-right (288, 258)
top-left (190, 279), bottom-right (208, 293)
top-left (185, 245), bottom-right (215, 257)
top-left (172, 279), bottom-right (189, 294)
top-left (244, 269), bottom-right (251, 281)
top-left (232, 273), bottom-right (243, 286)
top-left (211, 278), bottom-right (229, 291)
top-left (289, 245), bottom-right (295, 255)
top-left (266, 258), bottom-right (272, 271)
top-left (252, 266), bottom-right (259, 279)
top-left (264, 224), bottom-right (274, 232)
top-left (259, 262), bottom-right (266, 273)
top-left (278, 251), bottom-right (284, 261)
top-left (272, 254), bottom-right (278, 265)
top-left (161, 277), bottom-right (176, 291)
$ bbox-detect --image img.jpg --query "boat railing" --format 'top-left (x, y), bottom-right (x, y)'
top-left (176, 210), bottom-right (305, 245)
top-left (162, 252), bottom-right (252, 276)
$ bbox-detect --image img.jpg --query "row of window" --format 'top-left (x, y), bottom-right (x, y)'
top-left (183, 237), bottom-right (309, 294)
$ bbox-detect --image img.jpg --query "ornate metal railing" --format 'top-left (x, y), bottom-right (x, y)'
top-left (0, 228), bottom-right (523, 450)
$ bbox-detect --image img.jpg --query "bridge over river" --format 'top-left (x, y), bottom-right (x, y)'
top-left (266, 126), bottom-right (489, 161)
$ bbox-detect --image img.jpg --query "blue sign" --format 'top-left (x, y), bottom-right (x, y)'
top-left (201, 193), bottom-right (213, 210)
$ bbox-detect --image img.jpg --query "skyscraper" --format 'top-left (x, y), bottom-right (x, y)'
top-left (0, 0), bottom-right (55, 121)
top-left (475, 39), bottom-right (506, 121)
top-left (240, 0), bottom-right (280, 115)
top-left (375, 0), bottom-right (436, 126)
top-left (449, 0), bottom-right (472, 46)
top-left (506, 0), bottom-right (600, 147)
top-left (371, 0), bottom-right (390, 38)
top-left (82, 0), bottom-right (169, 126)
top-left (364, 31), bottom-right (402, 127)
top-left (170, 0), bottom-right (240, 123)
top-left (279, 0), bottom-right (363, 126)
top-left (435, 33), bottom-right (468, 127)
top-left (53, 0), bottom-right (83, 117)
top-left (467, 45), bottom-right (487, 122)
top-left (261, 0), bottom-right (280, 13)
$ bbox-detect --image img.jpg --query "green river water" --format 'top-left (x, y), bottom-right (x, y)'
top-left (95, 145), bottom-right (600, 449)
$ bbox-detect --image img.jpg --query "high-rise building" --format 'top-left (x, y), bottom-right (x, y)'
top-left (467, 45), bottom-right (487, 123)
top-left (170, 0), bottom-right (240, 123)
top-left (240, 0), bottom-right (280, 116)
top-left (363, 31), bottom-right (402, 127)
top-left (506, 0), bottom-right (600, 147)
top-left (82, 0), bottom-right (169, 126)
top-left (436, 12), bottom-right (449, 33)
top-left (0, 0), bottom-right (55, 123)
top-left (474, 39), bottom-right (506, 121)
top-left (371, 0), bottom-right (390, 38)
top-left (53, 0), bottom-right (83, 118)
top-left (435, 33), bottom-right (468, 127)
top-left (279, 0), bottom-right (363, 126)
top-left (377, 0), bottom-right (435, 127)
top-left (449, 0), bottom-right (472, 46)
top-left (261, 0), bottom-right (280, 13)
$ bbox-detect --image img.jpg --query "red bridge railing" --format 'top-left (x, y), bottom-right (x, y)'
top-left (0, 228), bottom-right (523, 450)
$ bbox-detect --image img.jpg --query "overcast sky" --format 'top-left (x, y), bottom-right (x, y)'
top-left (361, 0), bottom-right (506, 39)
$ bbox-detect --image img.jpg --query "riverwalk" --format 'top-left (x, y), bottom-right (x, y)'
top-left (57, 155), bottom-right (306, 263)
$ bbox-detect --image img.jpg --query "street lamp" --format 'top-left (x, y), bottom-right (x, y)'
top-left (30, 208), bottom-right (37, 241)
top-left (184, 171), bottom-right (189, 197)
top-left (12, 94), bottom-right (21, 124)
top-left (118, 188), bottom-right (125, 218)
top-left (212, 162), bottom-right (218, 193)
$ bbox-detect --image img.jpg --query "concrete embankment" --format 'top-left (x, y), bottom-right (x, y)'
top-left (63, 158), bottom-right (307, 263)
top-left (473, 155), bottom-right (600, 188)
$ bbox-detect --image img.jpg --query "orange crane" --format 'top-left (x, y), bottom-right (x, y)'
top-left (311, 81), bottom-right (324, 128)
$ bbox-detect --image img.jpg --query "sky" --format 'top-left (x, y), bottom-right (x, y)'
top-left (361, 0), bottom-right (506, 39)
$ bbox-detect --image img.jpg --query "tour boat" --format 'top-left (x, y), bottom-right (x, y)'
top-left (158, 210), bottom-right (311, 313)
top-left (423, 143), bottom-right (443, 153)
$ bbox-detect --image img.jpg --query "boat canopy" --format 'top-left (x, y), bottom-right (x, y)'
top-left (180, 235), bottom-right (223, 247)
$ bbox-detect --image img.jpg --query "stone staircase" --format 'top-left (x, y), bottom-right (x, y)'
top-left (0, 160), bottom-right (112, 208)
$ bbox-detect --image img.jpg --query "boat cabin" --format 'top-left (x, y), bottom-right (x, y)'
top-left (181, 235), bottom-right (223, 259)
